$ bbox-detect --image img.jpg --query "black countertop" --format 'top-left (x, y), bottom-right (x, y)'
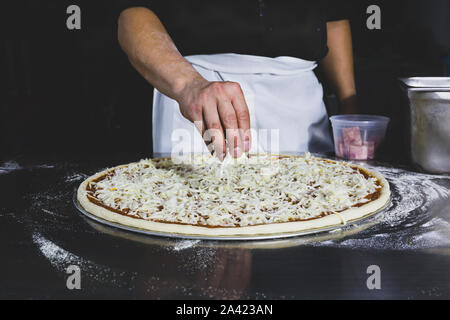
top-left (1, 153), bottom-right (449, 299)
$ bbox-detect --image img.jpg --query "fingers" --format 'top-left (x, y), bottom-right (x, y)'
top-left (217, 99), bottom-right (243, 157)
top-left (186, 100), bottom-right (205, 137)
top-left (181, 81), bottom-right (251, 160)
top-left (202, 102), bottom-right (226, 161)
top-left (189, 90), bottom-right (226, 160)
top-left (226, 83), bottom-right (251, 152)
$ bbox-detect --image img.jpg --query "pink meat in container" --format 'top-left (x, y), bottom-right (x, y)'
top-left (330, 115), bottom-right (390, 160)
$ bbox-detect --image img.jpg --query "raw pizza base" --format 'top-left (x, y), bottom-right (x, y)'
top-left (76, 156), bottom-right (390, 237)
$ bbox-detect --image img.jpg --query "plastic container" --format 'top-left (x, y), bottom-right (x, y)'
top-left (330, 115), bottom-right (390, 160)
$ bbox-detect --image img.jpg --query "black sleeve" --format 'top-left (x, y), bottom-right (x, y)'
top-left (323, 0), bottom-right (353, 21)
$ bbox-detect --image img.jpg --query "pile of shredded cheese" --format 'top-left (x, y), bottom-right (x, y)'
top-left (89, 153), bottom-right (381, 227)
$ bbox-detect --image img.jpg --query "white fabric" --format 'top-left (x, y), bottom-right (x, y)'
top-left (152, 53), bottom-right (333, 155)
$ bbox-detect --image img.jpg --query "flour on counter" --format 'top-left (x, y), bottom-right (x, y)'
top-left (32, 232), bottom-right (86, 269)
top-left (35, 164), bottom-right (55, 169)
top-left (41, 209), bottom-right (58, 217)
top-left (65, 173), bottom-right (88, 182)
top-left (372, 165), bottom-right (449, 226)
top-left (0, 161), bottom-right (22, 175)
top-left (32, 232), bottom-right (136, 287)
top-left (0, 161), bottom-right (55, 175)
top-left (172, 240), bottom-right (201, 251)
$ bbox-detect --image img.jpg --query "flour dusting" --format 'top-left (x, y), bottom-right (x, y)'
top-left (0, 161), bottom-right (22, 175)
top-left (32, 232), bottom-right (86, 270)
top-left (35, 164), bottom-right (55, 169)
top-left (32, 232), bottom-right (135, 287)
top-left (65, 173), bottom-right (88, 182)
top-left (373, 165), bottom-right (449, 227)
top-left (172, 240), bottom-right (201, 251)
top-left (41, 208), bottom-right (58, 217)
top-left (0, 161), bottom-right (56, 175)
top-left (372, 167), bottom-right (450, 226)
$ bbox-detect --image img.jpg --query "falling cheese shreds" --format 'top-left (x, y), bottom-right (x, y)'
top-left (88, 153), bottom-right (381, 227)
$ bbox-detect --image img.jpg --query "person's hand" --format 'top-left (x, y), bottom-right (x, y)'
top-left (175, 77), bottom-right (251, 160)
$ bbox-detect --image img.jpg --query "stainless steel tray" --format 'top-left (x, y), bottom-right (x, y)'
top-left (73, 191), bottom-right (390, 241)
top-left (400, 77), bottom-right (450, 91)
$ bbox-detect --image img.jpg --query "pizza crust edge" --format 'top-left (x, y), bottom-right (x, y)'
top-left (76, 157), bottom-right (391, 237)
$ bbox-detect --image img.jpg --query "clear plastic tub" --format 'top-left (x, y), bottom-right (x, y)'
top-left (330, 115), bottom-right (390, 160)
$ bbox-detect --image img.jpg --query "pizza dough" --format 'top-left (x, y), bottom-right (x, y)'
top-left (76, 153), bottom-right (390, 237)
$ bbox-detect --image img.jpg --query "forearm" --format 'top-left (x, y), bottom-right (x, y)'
top-left (320, 20), bottom-right (356, 114)
top-left (118, 7), bottom-right (251, 159)
top-left (117, 7), bottom-right (205, 101)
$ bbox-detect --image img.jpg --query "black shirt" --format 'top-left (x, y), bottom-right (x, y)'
top-left (117, 0), bottom-right (351, 61)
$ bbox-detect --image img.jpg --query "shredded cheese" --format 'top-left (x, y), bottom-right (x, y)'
top-left (87, 153), bottom-right (381, 227)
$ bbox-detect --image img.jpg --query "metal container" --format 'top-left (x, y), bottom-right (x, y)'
top-left (400, 77), bottom-right (450, 174)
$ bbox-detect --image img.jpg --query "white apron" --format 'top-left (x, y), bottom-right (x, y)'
top-left (152, 53), bottom-right (333, 155)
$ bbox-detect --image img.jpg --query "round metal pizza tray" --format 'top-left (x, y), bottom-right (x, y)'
top-left (73, 191), bottom-right (391, 241)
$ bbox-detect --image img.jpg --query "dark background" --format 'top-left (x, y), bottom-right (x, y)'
top-left (1, 0), bottom-right (449, 162)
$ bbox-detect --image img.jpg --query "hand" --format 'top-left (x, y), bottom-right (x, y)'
top-left (175, 77), bottom-right (251, 160)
